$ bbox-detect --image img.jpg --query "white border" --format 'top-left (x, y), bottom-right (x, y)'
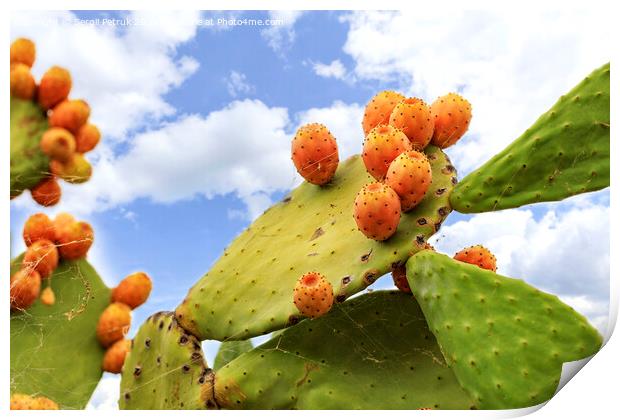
top-left (2, 0), bottom-right (618, 418)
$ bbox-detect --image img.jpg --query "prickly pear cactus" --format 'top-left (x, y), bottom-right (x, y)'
top-left (119, 312), bottom-right (217, 410)
top-left (215, 291), bottom-right (476, 409)
top-left (451, 63), bottom-right (610, 213)
top-left (10, 97), bottom-right (50, 197)
top-left (176, 148), bottom-right (457, 341)
top-left (10, 256), bottom-right (110, 409)
top-left (213, 340), bottom-right (253, 371)
top-left (406, 251), bottom-right (602, 409)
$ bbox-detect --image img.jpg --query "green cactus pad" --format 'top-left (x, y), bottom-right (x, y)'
top-left (406, 251), bottom-right (603, 409)
top-left (450, 63), bottom-right (610, 213)
top-left (119, 312), bottom-right (216, 410)
top-left (10, 257), bottom-right (110, 409)
top-left (214, 291), bottom-right (476, 409)
top-left (10, 97), bottom-right (50, 197)
top-left (213, 340), bottom-right (253, 371)
top-left (176, 148), bottom-right (456, 341)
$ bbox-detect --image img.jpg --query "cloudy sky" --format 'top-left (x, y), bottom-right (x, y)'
top-left (10, 9), bottom-right (610, 409)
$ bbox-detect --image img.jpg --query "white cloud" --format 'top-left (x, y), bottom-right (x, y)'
top-left (296, 101), bottom-right (365, 160)
top-left (432, 194), bottom-right (609, 332)
top-left (312, 59), bottom-right (347, 80)
top-left (11, 99), bottom-right (366, 220)
top-left (10, 10), bottom-right (201, 141)
top-left (261, 11), bottom-right (304, 54)
top-left (225, 70), bottom-right (254, 97)
top-left (339, 10), bottom-right (610, 175)
top-left (11, 100), bottom-right (297, 219)
top-left (86, 374), bottom-right (120, 410)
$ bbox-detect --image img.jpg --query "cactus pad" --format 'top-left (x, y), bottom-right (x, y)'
top-left (214, 291), bottom-right (476, 409)
top-left (406, 251), bottom-right (603, 409)
top-left (119, 312), bottom-right (216, 410)
top-left (450, 63), bottom-right (610, 213)
top-left (10, 97), bottom-right (50, 197)
top-left (10, 257), bottom-right (110, 409)
top-left (176, 148), bottom-right (456, 341)
top-left (213, 340), bottom-right (253, 370)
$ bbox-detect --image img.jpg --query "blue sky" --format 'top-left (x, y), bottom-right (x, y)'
top-left (10, 9), bottom-right (610, 409)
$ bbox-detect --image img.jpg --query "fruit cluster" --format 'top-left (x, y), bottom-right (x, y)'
top-left (355, 90), bottom-right (471, 241)
top-left (10, 212), bottom-right (94, 311)
top-left (97, 272), bottom-right (153, 374)
top-left (11, 211), bottom-right (153, 376)
top-left (10, 38), bottom-right (100, 206)
top-left (289, 89), bottom-right (481, 320)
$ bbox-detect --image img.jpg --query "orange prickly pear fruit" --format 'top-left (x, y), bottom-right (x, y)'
top-left (22, 239), bottom-right (59, 278)
top-left (50, 153), bottom-right (92, 184)
top-left (391, 265), bottom-right (411, 294)
top-left (291, 123), bottom-right (339, 185)
top-left (389, 97), bottom-right (434, 150)
top-left (430, 93), bottom-right (472, 148)
top-left (75, 123), bottom-right (101, 153)
top-left (10, 38), bottom-right (36, 67)
top-left (102, 339), bottom-right (131, 373)
top-left (112, 272), bottom-right (153, 309)
top-left (362, 124), bottom-right (412, 180)
top-left (353, 182), bottom-right (401, 241)
top-left (30, 177), bottom-right (61, 207)
top-left (40, 127), bottom-right (76, 162)
top-left (55, 220), bottom-right (94, 260)
top-left (385, 150), bottom-right (432, 212)
top-left (362, 90), bottom-right (405, 135)
top-left (10, 268), bottom-right (41, 310)
top-left (293, 272), bottom-right (334, 318)
top-left (49, 99), bottom-right (91, 134)
top-left (23, 213), bottom-right (56, 246)
top-left (96, 302), bottom-right (132, 348)
top-left (10, 63), bottom-right (36, 100)
top-left (38, 66), bottom-right (72, 110)
top-left (454, 245), bottom-right (497, 272)
top-left (32, 397), bottom-right (59, 410)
